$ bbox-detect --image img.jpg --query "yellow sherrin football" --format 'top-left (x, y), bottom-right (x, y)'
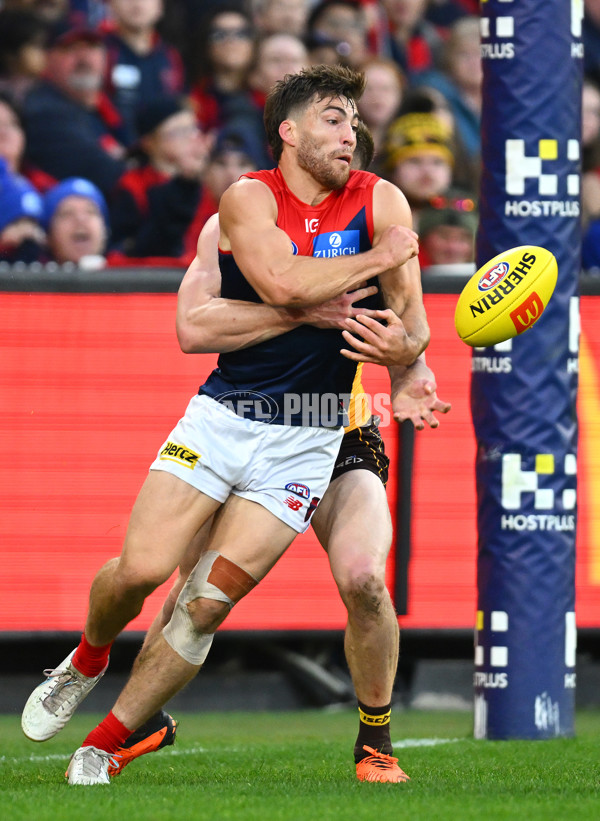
top-left (454, 245), bottom-right (558, 347)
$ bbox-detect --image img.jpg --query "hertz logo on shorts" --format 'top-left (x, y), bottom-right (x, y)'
top-left (159, 441), bottom-right (201, 469)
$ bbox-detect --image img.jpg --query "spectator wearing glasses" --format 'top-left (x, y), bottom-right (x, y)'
top-left (101, 0), bottom-right (186, 144)
top-left (188, 4), bottom-right (257, 135)
top-left (109, 96), bottom-right (213, 264)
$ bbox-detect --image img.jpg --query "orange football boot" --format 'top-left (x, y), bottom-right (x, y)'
top-left (108, 710), bottom-right (177, 776)
top-left (355, 745), bottom-right (410, 783)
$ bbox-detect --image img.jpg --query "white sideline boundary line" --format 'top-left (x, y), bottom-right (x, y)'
top-left (0, 745), bottom-right (210, 765)
top-left (3, 738), bottom-right (461, 765)
top-left (393, 738), bottom-right (462, 748)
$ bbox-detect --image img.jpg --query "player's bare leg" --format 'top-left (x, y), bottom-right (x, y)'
top-left (22, 471), bottom-right (221, 743)
top-left (110, 520), bottom-right (215, 776)
top-left (312, 470), bottom-right (408, 783)
top-left (141, 519), bottom-right (215, 650)
top-left (66, 495), bottom-right (297, 784)
top-left (85, 473), bottom-right (221, 645)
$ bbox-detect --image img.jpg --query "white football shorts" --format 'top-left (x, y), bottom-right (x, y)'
top-left (149, 394), bottom-right (343, 533)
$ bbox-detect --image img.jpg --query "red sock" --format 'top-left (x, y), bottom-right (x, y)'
top-left (82, 711), bottom-right (132, 754)
top-left (71, 633), bottom-right (112, 678)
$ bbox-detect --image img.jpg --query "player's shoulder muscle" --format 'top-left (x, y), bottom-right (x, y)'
top-left (372, 178), bottom-right (413, 235)
top-left (219, 178), bottom-right (278, 239)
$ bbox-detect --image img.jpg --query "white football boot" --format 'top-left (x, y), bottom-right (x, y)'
top-left (21, 649), bottom-right (108, 741)
top-left (66, 746), bottom-right (121, 785)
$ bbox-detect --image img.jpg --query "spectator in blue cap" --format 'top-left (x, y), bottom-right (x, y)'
top-left (0, 156), bottom-right (45, 262)
top-left (43, 176), bottom-right (109, 266)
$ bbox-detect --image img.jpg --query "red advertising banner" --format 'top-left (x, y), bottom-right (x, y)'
top-left (0, 291), bottom-right (598, 632)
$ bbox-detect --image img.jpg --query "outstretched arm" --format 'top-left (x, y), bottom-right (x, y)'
top-left (388, 358), bottom-right (451, 430)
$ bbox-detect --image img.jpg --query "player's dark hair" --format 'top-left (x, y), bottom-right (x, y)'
top-left (353, 120), bottom-right (374, 170)
top-left (264, 63), bottom-right (366, 162)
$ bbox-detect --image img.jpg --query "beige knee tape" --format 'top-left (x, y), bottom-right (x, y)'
top-left (162, 550), bottom-right (257, 665)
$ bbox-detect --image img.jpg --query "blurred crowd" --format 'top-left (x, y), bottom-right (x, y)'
top-left (0, 0), bottom-right (592, 272)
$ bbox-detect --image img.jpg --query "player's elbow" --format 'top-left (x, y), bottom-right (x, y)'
top-left (176, 320), bottom-right (211, 354)
top-left (177, 328), bottom-right (199, 353)
top-left (255, 279), bottom-right (303, 308)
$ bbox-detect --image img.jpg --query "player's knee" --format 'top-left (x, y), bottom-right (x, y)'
top-left (114, 561), bottom-right (171, 597)
top-left (162, 550), bottom-right (258, 665)
top-left (186, 597), bottom-right (229, 633)
top-left (337, 559), bottom-right (388, 616)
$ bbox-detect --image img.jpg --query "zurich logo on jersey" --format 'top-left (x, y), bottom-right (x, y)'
top-left (313, 230), bottom-right (359, 257)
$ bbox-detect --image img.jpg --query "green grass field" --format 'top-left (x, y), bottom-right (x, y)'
top-left (1, 710), bottom-right (599, 821)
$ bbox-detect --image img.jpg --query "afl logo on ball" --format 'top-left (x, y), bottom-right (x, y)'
top-left (478, 261), bottom-right (510, 291)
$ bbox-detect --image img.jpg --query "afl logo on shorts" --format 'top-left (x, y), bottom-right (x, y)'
top-left (285, 482), bottom-right (310, 499)
top-left (478, 261), bottom-right (510, 291)
top-left (214, 390), bottom-right (279, 423)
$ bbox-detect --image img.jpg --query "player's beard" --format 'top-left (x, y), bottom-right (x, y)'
top-left (297, 133), bottom-right (350, 190)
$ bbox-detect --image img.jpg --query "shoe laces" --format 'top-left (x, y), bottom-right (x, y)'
top-left (360, 745), bottom-right (400, 769)
top-left (41, 665), bottom-right (87, 711)
top-left (73, 747), bottom-right (122, 778)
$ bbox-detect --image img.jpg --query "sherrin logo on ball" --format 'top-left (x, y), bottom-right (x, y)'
top-left (454, 245), bottom-right (558, 347)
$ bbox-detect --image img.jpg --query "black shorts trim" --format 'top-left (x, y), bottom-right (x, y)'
top-left (329, 419), bottom-right (389, 487)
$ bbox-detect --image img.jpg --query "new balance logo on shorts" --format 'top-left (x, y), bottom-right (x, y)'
top-left (284, 496), bottom-right (303, 511)
top-left (159, 441), bottom-right (201, 469)
top-left (284, 493), bottom-right (321, 520)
